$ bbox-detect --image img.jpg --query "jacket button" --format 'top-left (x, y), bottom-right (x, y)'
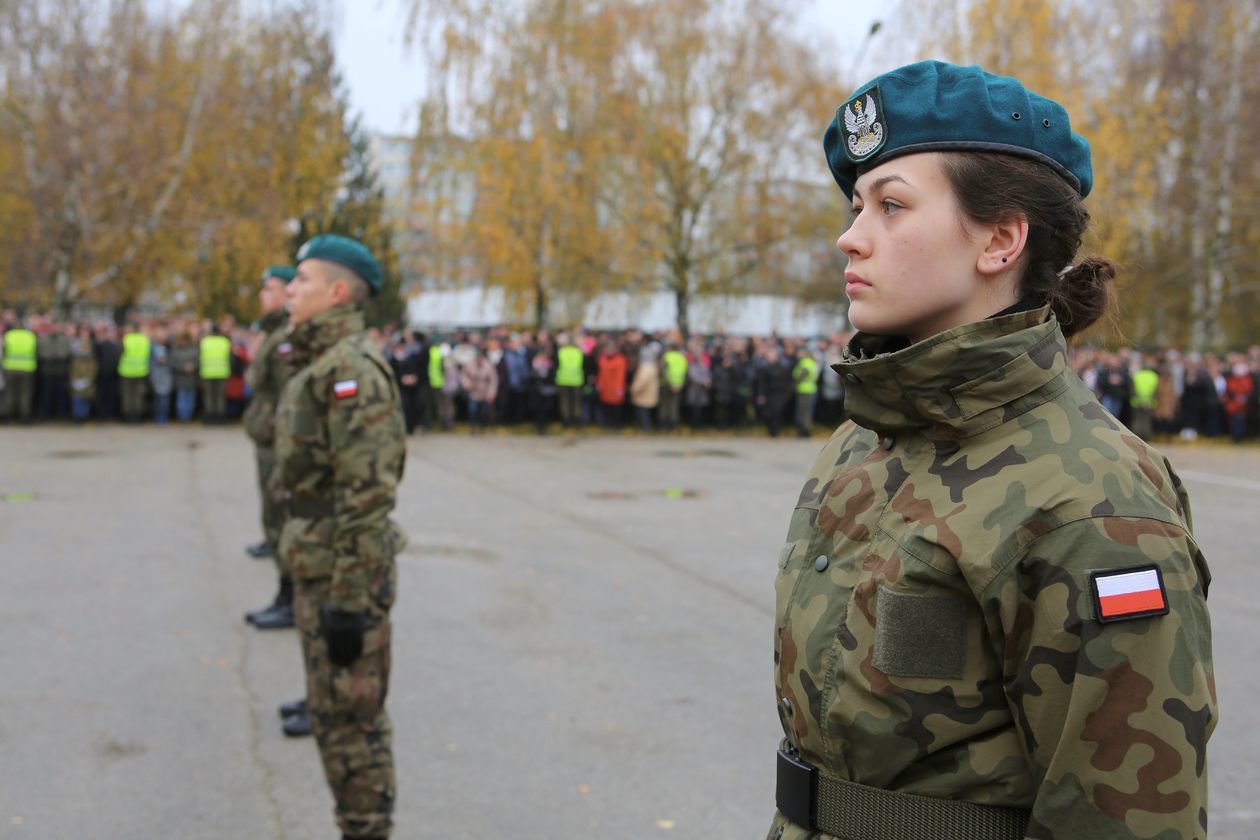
top-left (881, 435), bottom-right (895, 451)
top-left (814, 555), bottom-right (829, 572)
top-left (780, 697), bottom-right (793, 716)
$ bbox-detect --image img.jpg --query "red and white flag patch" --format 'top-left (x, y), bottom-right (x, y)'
top-left (1090, 565), bottom-right (1169, 623)
top-left (333, 379), bottom-right (358, 399)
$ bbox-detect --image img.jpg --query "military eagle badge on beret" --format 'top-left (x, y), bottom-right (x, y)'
top-left (842, 86), bottom-right (886, 162)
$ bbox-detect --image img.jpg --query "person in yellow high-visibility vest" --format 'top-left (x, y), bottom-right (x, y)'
top-left (2, 324), bottom-right (37, 423)
top-left (199, 326), bottom-right (232, 424)
top-left (792, 345), bottom-right (819, 438)
top-left (425, 339), bottom-right (454, 430)
top-left (659, 344), bottom-right (688, 431)
top-left (555, 332), bottom-right (586, 428)
top-left (118, 325), bottom-right (152, 422)
top-left (1129, 358), bottom-right (1159, 441)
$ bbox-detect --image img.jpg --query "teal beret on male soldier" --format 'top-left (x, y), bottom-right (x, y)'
top-left (262, 265), bottom-right (296, 284)
top-left (824, 60), bottom-right (1093, 199)
top-left (296, 234), bottom-right (381, 296)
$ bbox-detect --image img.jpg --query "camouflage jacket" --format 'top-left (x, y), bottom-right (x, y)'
top-left (243, 310), bottom-right (292, 447)
top-left (274, 305), bottom-right (406, 613)
top-left (771, 308), bottom-right (1215, 840)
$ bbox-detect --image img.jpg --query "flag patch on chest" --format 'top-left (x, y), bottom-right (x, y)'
top-left (1090, 565), bottom-right (1169, 623)
top-left (333, 380), bottom-right (358, 399)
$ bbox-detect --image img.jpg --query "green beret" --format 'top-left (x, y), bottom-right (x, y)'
top-left (296, 234), bottom-right (381, 296)
top-left (261, 265), bottom-right (296, 284)
top-left (824, 60), bottom-right (1092, 199)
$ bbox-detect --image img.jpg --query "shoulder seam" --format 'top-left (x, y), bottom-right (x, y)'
top-left (978, 512), bottom-right (1191, 597)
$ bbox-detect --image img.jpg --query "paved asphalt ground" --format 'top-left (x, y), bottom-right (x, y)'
top-left (0, 427), bottom-right (1256, 840)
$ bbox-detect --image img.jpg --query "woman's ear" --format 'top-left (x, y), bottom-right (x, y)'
top-left (977, 217), bottom-right (1029, 276)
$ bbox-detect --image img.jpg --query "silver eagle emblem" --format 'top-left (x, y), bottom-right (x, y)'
top-left (844, 94), bottom-right (884, 159)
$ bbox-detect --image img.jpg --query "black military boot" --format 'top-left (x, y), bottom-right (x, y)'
top-left (277, 697), bottom-right (306, 719)
top-left (282, 708), bottom-right (312, 737)
top-left (244, 577), bottom-right (294, 629)
top-left (245, 541), bottom-right (273, 558)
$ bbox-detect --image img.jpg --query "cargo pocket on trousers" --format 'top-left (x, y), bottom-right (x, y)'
top-left (872, 585), bottom-right (966, 679)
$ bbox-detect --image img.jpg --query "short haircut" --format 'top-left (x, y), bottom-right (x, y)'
top-left (322, 261), bottom-right (371, 304)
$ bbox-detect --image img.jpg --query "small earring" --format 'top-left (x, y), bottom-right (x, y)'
top-left (1001, 257), bottom-right (1008, 263)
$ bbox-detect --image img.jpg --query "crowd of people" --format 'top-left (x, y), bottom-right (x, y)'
top-left (2, 308), bottom-right (1258, 442)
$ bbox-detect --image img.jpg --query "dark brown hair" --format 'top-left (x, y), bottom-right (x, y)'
top-left (939, 151), bottom-right (1116, 338)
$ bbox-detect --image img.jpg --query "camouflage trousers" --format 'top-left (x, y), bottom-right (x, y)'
top-left (254, 447), bottom-right (286, 561)
top-left (295, 578), bottom-right (395, 838)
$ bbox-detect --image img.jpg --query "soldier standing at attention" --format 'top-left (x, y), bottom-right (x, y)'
top-left (275, 235), bottom-right (406, 840)
top-left (244, 265), bottom-right (297, 626)
top-left (770, 61), bottom-right (1215, 840)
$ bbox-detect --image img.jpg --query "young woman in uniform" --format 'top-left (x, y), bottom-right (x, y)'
top-left (769, 61), bottom-right (1215, 840)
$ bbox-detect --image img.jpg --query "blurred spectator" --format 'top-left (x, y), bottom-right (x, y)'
top-left (461, 347), bottom-right (498, 433)
top-left (630, 345), bottom-right (659, 433)
top-left (69, 325), bottom-right (97, 423)
top-left (171, 330), bottom-right (200, 423)
top-left (37, 321), bottom-right (72, 420)
top-left (150, 328), bottom-right (174, 425)
top-left (95, 324), bottom-right (122, 421)
top-left (1224, 360), bottom-right (1254, 443)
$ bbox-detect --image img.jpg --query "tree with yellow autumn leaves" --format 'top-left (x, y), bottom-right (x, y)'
top-left (887, 0), bottom-right (1260, 350)
top-left (408, 0), bottom-right (1258, 347)
top-left (406, 0), bottom-right (847, 333)
top-left (0, 0), bottom-right (403, 325)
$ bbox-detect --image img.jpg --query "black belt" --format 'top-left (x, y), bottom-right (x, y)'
top-left (286, 496), bottom-right (334, 518)
top-left (776, 749), bottom-right (1030, 840)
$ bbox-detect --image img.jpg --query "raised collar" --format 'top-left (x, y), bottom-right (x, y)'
top-left (259, 310), bottom-right (287, 333)
top-left (836, 306), bottom-right (1068, 437)
top-left (289, 305), bottom-right (364, 361)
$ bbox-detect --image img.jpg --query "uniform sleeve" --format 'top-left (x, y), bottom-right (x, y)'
top-left (981, 517), bottom-right (1216, 840)
top-left (327, 356), bottom-right (406, 612)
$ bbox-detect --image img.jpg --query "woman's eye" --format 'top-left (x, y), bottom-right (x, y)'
top-left (881, 200), bottom-right (901, 214)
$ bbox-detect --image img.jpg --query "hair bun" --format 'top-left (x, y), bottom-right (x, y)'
top-left (1052, 256), bottom-right (1116, 338)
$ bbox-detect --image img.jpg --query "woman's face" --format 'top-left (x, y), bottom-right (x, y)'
top-left (837, 152), bottom-right (998, 342)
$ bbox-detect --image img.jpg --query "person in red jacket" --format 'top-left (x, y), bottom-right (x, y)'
top-left (1224, 359), bottom-right (1254, 442)
top-left (595, 336), bottom-right (627, 428)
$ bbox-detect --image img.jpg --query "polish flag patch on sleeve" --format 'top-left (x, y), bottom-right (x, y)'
top-left (1090, 565), bottom-right (1169, 623)
top-left (333, 379), bottom-right (358, 399)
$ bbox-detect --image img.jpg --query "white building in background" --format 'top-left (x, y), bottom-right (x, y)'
top-left (407, 286), bottom-right (848, 337)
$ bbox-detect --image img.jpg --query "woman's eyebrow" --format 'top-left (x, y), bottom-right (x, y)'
top-left (853, 174), bottom-right (911, 202)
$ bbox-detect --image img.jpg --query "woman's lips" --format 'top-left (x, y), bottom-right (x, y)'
top-left (844, 271), bottom-right (870, 294)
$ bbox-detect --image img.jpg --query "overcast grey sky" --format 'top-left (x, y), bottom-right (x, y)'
top-left (335, 0), bottom-right (891, 136)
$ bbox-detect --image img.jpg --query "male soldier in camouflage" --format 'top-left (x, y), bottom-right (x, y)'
top-left (769, 62), bottom-right (1214, 840)
top-left (274, 234), bottom-right (406, 840)
top-left (244, 265), bottom-right (298, 631)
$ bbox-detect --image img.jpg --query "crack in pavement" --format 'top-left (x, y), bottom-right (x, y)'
top-left (409, 444), bottom-right (772, 617)
top-left (186, 439), bottom-right (286, 840)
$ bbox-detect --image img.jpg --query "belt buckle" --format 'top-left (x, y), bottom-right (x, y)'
top-left (776, 748), bottom-right (816, 830)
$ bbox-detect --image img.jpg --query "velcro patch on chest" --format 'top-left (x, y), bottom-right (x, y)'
top-left (333, 379), bottom-right (359, 399)
top-left (1090, 565), bottom-right (1169, 623)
